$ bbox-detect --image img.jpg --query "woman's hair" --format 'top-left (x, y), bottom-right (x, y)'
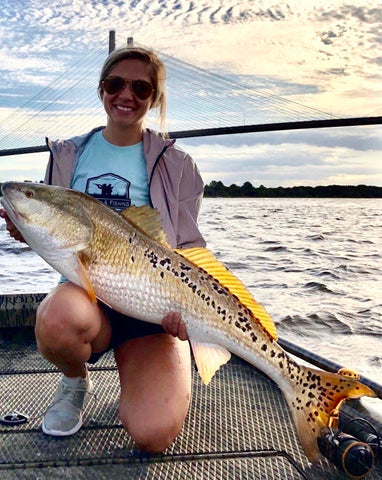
top-left (98, 46), bottom-right (167, 133)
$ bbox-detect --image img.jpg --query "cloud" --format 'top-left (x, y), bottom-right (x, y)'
top-left (0, 152), bottom-right (47, 182)
top-left (179, 135), bottom-right (382, 187)
top-left (0, 0), bottom-right (381, 187)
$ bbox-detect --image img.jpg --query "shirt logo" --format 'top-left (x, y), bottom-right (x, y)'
top-left (85, 173), bottom-right (131, 211)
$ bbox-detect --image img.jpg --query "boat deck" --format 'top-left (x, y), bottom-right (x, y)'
top-left (1, 326), bottom-right (381, 480)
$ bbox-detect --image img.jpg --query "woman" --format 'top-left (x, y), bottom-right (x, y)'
top-left (0, 46), bottom-right (205, 452)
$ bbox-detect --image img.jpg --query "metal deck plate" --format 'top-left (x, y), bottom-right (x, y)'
top-left (0, 329), bottom-right (380, 479)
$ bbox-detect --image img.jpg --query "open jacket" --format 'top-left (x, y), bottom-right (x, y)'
top-left (45, 127), bottom-right (206, 249)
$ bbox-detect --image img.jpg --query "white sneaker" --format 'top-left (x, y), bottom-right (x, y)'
top-left (42, 374), bottom-right (94, 436)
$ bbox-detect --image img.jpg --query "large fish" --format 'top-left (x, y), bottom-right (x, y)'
top-left (0, 181), bottom-right (376, 462)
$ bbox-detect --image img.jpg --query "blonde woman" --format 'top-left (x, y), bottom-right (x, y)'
top-left (1, 46), bottom-right (205, 452)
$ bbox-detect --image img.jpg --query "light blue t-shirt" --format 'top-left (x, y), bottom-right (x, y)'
top-left (72, 130), bottom-right (149, 212)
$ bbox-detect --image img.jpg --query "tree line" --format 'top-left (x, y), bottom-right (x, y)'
top-left (204, 181), bottom-right (382, 198)
top-left (1, 180), bottom-right (381, 199)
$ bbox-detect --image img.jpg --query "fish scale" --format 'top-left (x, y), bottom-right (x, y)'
top-left (0, 181), bottom-right (376, 464)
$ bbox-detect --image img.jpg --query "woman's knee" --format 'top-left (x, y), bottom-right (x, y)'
top-left (120, 411), bottom-right (182, 453)
top-left (35, 283), bottom-right (103, 349)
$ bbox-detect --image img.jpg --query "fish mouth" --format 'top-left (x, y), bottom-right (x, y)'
top-left (0, 196), bottom-right (20, 222)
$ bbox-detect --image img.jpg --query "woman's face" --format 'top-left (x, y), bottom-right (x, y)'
top-left (100, 58), bottom-right (154, 133)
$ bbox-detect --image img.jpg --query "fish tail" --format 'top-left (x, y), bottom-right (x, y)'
top-left (283, 364), bottom-right (376, 462)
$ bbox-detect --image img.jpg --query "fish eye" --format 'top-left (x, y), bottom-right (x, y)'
top-left (25, 190), bottom-right (34, 198)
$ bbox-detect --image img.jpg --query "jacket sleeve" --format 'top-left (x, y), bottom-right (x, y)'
top-left (176, 153), bottom-right (206, 249)
top-left (44, 152), bottom-right (53, 185)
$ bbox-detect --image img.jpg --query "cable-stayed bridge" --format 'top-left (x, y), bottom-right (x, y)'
top-left (0, 33), bottom-right (381, 157)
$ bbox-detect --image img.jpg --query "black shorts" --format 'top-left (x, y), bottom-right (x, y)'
top-left (88, 303), bottom-right (165, 364)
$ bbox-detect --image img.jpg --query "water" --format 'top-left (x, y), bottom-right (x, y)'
top-left (1, 197), bottom-right (381, 385)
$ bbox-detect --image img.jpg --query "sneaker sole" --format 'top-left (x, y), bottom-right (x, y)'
top-left (42, 413), bottom-right (83, 436)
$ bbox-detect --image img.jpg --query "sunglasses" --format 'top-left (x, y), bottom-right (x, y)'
top-left (100, 76), bottom-right (154, 100)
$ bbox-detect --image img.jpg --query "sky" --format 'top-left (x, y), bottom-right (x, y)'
top-left (0, 0), bottom-right (381, 187)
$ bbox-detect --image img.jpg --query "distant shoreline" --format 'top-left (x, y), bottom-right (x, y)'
top-left (204, 181), bottom-right (382, 198)
top-left (1, 181), bottom-right (382, 199)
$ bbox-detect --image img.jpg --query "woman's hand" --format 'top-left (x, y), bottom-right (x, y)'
top-left (161, 311), bottom-right (189, 341)
top-left (0, 209), bottom-right (26, 242)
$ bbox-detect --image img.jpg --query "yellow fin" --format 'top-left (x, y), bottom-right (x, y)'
top-left (75, 254), bottom-right (97, 303)
top-left (121, 205), bottom-right (171, 248)
top-left (190, 341), bottom-right (231, 385)
top-left (175, 247), bottom-right (278, 340)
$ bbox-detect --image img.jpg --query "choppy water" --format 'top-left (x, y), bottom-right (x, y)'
top-left (1, 197), bottom-right (381, 384)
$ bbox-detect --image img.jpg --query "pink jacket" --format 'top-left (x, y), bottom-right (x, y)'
top-left (45, 127), bottom-right (206, 249)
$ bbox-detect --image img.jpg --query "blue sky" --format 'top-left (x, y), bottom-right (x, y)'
top-left (0, 0), bottom-right (381, 187)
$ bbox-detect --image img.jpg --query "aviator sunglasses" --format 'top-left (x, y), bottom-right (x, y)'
top-left (100, 76), bottom-right (154, 100)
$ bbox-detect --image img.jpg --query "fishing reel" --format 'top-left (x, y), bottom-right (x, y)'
top-left (318, 417), bottom-right (380, 479)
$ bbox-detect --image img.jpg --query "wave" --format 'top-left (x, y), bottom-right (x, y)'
top-left (303, 281), bottom-right (343, 295)
top-left (264, 245), bottom-right (288, 252)
top-left (280, 312), bottom-right (353, 336)
top-left (306, 234), bottom-right (325, 241)
top-left (0, 245), bottom-right (32, 255)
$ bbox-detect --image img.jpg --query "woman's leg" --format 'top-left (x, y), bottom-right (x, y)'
top-left (115, 334), bottom-right (191, 453)
top-left (35, 282), bottom-right (112, 377)
top-left (35, 282), bottom-right (113, 436)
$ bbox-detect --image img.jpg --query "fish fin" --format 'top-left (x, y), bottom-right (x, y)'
top-left (120, 205), bottom-right (171, 248)
top-left (175, 247), bottom-right (278, 340)
top-left (190, 340), bottom-right (231, 385)
top-left (284, 364), bottom-right (376, 462)
top-left (73, 253), bottom-right (97, 303)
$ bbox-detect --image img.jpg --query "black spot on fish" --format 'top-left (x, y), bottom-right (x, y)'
top-left (130, 256), bottom-right (134, 263)
top-left (270, 350), bottom-right (276, 358)
top-left (261, 344), bottom-right (267, 352)
top-left (160, 272), bottom-right (164, 279)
